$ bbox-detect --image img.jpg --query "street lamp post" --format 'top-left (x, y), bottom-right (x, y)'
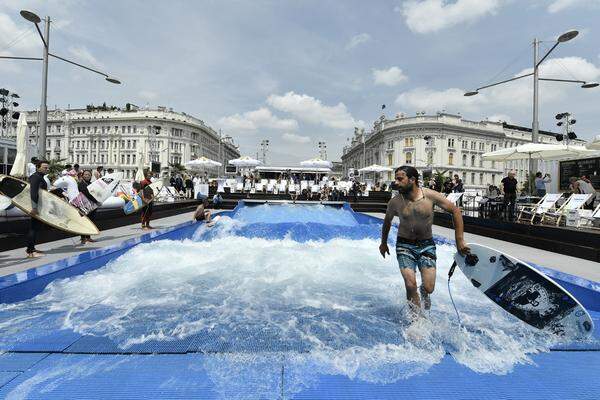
top-left (0, 10), bottom-right (122, 158)
top-left (464, 30), bottom-right (598, 185)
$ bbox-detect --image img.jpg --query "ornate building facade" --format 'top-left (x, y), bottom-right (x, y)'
top-left (341, 112), bottom-right (583, 191)
top-left (20, 106), bottom-right (240, 179)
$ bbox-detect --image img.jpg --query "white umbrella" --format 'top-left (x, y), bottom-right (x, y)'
top-left (185, 156), bottom-right (222, 170)
top-left (228, 156), bottom-right (262, 167)
top-left (135, 151), bottom-right (145, 181)
top-left (9, 113), bottom-right (29, 178)
top-left (300, 157), bottom-right (333, 168)
top-left (358, 164), bottom-right (393, 173)
top-left (586, 135), bottom-right (600, 150)
top-left (482, 143), bottom-right (597, 161)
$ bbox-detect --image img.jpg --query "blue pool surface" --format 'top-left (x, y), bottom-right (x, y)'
top-left (0, 201), bottom-right (599, 399)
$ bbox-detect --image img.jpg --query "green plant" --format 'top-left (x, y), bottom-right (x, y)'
top-left (169, 162), bottom-right (187, 174)
top-left (47, 157), bottom-right (67, 181)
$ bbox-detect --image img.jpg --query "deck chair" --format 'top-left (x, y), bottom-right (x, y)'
top-left (279, 180), bottom-right (287, 193)
top-left (300, 181), bottom-right (308, 192)
top-left (541, 193), bottom-right (593, 226)
top-left (288, 183), bottom-right (296, 193)
top-left (266, 183), bottom-right (275, 193)
top-left (517, 193), bottom-right (562, 223)
top-left (255, 182), bottom-right (264, 192)
top-left (244, 181), bottom-right (252, 192)
top-left (579, 203), bottom-right (600, 229)
top-left (311, 185), bottom-right (320, 195)
top-left (446, 192), bottom-right (464, 206)
top-left (236, 182), bottom-right (244, 192)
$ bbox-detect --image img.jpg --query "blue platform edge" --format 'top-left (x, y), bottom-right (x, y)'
top-left (1, 203), bottom-right (598, 312)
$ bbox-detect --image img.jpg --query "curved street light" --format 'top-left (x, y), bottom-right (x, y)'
top-left (0, 9), bottom-right (123, 157)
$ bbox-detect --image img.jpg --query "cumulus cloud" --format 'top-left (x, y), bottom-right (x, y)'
top-left (218, 107), bottom-right (299, 132)
top-left (373, 66), bottom-right (408, 86)
top-left (345, 33), bottom-right (371, 50)
top-left (67, 45), bottom-right (104, 68)
top-left (547, 0), bottom-right (588, 13)
top-left (395, 57), bottom-right (600, 119)
top-left (0, 12), bottom-right (41, 73)
top-left (282, 133), bottom-right (311, 144)
top-left (487, 114), bottom-right (511, 123)
top-left (267, 91), bottom-right (365, 129)
top-left (401, 0), bottom-right (501, 34)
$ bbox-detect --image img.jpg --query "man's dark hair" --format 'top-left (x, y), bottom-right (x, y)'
top-left (30, 157), bottom-right (38, 162)
top-left (107, 168), bottom-right (114, 173)
top-left (394, 165), bottom-right (420, 186)
top-left (97, 166), bottom-right (103, 171)
top-left (535, 172), bottom-right (542, 178)
top-left (74, 163), bottom-right (80, 169)
top-left (35, 159), bottom-right (49, 168)
top-left (132, 181), bottom-right (142, 191)
top-left (65, 164), bottom-right (72, 170)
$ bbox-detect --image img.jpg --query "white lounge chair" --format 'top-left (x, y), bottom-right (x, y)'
top-left (446, 192), bottom-right (464, 206)
top-left (266, 183), bottom-right (275, 193)
top-left (579, 203), bottom-right (600, 229)
top-left (279, 180), bottom-right (287, 193)
top-left (541, 193), bottom-right (593, 226)
top-left (236, 182), bottom-right (244, 192)
top-left (518, 193), bottom-right (562, 224)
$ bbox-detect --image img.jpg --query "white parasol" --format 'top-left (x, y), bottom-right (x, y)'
top-left (300, 157), bottom-right (333, 168)
top-left (228, 156), bottom-right (262, 167)
top-left (482, 143), bottom-right (597, 161)
top-left (358, 164), bottom-right (393, 173)
top-left (185, 156), bottom-right (222, 170)
top-left (9, 113), bottom-right (29, 178)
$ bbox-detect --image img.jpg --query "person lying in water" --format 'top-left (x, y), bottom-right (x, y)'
top-left (379, 166), bottom-right (470, 316)
top-left (193, 199), bottom-right (212, 223)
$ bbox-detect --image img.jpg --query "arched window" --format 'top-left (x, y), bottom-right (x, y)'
top-left (471, 155), bottom-right (475, 166)
top-left (462, 154), bottom-right (467, 166)
top-left (406, 152), bottom-right (412, 164)
top-left (448, 153), bottom-right (454, 165)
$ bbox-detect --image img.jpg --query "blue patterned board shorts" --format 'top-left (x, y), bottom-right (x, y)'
top-left (396, 237), bottom-right (437, 271)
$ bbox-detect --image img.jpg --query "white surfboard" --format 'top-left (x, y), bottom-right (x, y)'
top-left (87, 172), bottom-right (123, 203)
top-left (53, 176), bottom-right (79, 201)
top-left (0, 175), bottom-right (99, 236)
top-left (453, 243), bottom-right (594, 337)
top-left (0, 194), bottom-right (12, 210)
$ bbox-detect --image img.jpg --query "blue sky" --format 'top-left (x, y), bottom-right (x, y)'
top-left (1, 0), bottom-right (599, 164)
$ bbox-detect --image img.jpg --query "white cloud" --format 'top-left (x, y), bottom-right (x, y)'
top-left (547, 0), bottom-right (586, 13)
top-left (395, 57), bottom-right (600, 121)
top-left (345, 33), bottom-right (371, 50)
top-left (267, 91), bottom-right (365, 129)
top-left (0, 12), bottom-right (40, 73)
top-left (487, 114), bottom-right (511, 123)
top-left (218, 107), bottom-right (299, 132)
top-left (282, 132), bottom-right (311, 144)
top-left (67, 45), bottom-right (103, 68)
top-left (401, 0), bottom-right (501, 34)
top-left (139, 90), bottom-right (158, 101)
top-left (373, 66), bottom-right (408, 86)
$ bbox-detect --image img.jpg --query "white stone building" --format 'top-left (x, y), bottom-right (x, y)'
top-left (341, 112), bottom-right (584, 191)
top-left (19, 106), bottom-right (240, 179)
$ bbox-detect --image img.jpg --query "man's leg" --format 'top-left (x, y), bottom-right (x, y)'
top-left (419, 267), bottom-right (436, 310)
top-left (26, 218), bottom-right (38, 254)
top-left (399, 267), bottom-right (420, 310)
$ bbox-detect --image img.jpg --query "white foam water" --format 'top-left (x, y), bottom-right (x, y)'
top-left (0, 216), bottom-right (567, 395)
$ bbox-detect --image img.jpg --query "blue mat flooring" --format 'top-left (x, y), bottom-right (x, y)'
top-left (0, 352), bottom-right (598, 399)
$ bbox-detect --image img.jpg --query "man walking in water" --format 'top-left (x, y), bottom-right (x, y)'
top-left (380, 166), bottom-right (469, 315)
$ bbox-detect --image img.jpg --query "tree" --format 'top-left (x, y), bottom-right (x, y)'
top-left (47, 157), bottom-right (67, 181)
top-left (169, 162), bottom-right (186, 175)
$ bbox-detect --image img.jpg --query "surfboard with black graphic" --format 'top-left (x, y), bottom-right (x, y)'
top-left (454, 243), bottom-right (593, 337)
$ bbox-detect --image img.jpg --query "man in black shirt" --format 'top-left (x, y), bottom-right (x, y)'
top-left (501, 171), bottom-right (518, 220)
top-left (27, 159), bottom-right (49, 258)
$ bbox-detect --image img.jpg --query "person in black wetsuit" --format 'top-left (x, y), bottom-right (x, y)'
top-left (27, 159), bottom-right (49, 258)
top-left (78, 169), bottom-right (99, 244)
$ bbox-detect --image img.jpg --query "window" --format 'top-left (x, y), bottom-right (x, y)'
top-left (471, 155), bottom-right (475, 167)
top-left (127, 126), bottom-right (131, 133)
top-left (471, 172), bottom-right (475, 184)
top-left (447, 138), bottom-right (455, 148)
top-left (471, 141), bottom-right (476, 150)
top-left (127, 140), bottom-right (131, 149)
top-left (462, 140), bottom-right (468, 149)
top-left (479, 173), bottom-right (484, 184)
top-left (132, 140), bottom-right (136, 148)
top-left (132, 154), bottom-right (136, 164)
top-left (121, 154), bottom-right (125, 164)
top-left (492, 161), bottom-right (496, 168)
top-left (133, 125), bottom-right (137, 133)
top-left (448, 153), bottom-right (454, 165)
top-left (479, 142), bottom-right (485, 151)
top-left (121, 126), bottom-right (126, 133)
top-left (462, 154), bottom-right (467, 166)
top-left (405, 152), bottom-right (412, 164)
top-left (387, 140), bottom-right (393, 149)
top-left (462, 172), bottom-right (467, 183)
top-left (491, 174), bottom-right (496, 184)
top-left (127, 154), bottom-right (131, 164)
top-left (387, 154), bottom-right (393, 166)
top-left (491, 144), bottom-right (497, 151)
top-left (77, 127), bottom-right (81, 134)
top-left (404, 137), bottom-right (414, 147)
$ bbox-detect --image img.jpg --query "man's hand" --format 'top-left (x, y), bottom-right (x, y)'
top-left (379, 242), bottom-right (390, 258)
top-left (30, 208), bottom-right (39, 217)
top-left (456, 239), bottom-right (470, 255)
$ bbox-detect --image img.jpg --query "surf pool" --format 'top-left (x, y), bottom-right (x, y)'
top-left (0, 201), bottom-right (598, 399)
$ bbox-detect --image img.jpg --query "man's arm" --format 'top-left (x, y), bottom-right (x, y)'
top-left (29, 174), bottom-right (41, 214)
top-left (426, 189), bottom-right (470, 255)
top-left (379, 202), bottom-right (394, 258)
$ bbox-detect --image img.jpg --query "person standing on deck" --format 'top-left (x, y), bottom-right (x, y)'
top-left (26, 159), bottom-right (49, 258)
top-left (78, 170), bottom-right (99, 244)
top-left (379, 166), bottom-right (469, 316)
top-left (140, 171), bottom-right (155, 229)
top-left (500, 171), bottom-right (518, 220)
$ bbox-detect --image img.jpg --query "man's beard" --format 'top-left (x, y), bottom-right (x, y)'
top-left (397, 184), bottom-right (412, 194)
